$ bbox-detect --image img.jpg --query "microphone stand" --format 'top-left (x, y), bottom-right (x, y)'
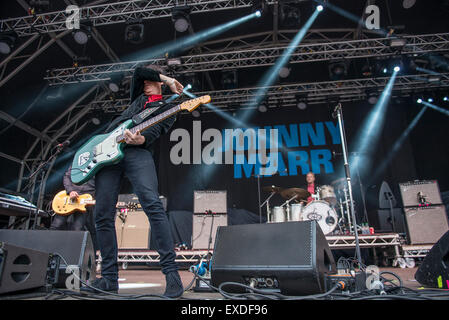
top-left (333, 103), bottom-right (362, 265)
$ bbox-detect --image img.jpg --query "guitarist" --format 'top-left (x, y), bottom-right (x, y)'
top-left (51, 165), bottom-right (98, 254)
top-left (80, 64), bottom-right (185, 298)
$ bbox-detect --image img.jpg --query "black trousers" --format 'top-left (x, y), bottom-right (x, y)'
top-left (94, 147), bottom-right (177, 281)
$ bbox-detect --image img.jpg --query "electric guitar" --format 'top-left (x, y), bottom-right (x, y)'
top-left (52, 190), bottom-right (127, 216)
top-left (70, 95), bottom-right (211, 185)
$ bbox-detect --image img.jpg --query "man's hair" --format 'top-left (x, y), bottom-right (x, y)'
top-left (306, 171), bottom-right (315, 176)
top-left (139, 63), bottom-right (165, 75)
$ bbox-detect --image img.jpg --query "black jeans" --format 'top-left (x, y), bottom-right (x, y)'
top-left (94, 147), bottom-right (177, 281)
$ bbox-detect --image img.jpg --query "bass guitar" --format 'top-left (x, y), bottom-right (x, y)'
top-left (70, 95), bottom-right (211, 185)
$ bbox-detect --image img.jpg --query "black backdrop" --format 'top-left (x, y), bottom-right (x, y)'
top-left (154, 98), bottom-right (448, 222)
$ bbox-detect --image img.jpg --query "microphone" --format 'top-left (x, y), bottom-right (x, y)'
top-left (332, 103), bottom-right (341, 119)
top-left (56, 140), bottom-right (70, 149)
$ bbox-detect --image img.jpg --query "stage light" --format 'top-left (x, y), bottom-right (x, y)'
top-left (444, 96), bottom-right (448, 101)
top-left (185, 84), bottom-right (192, 90)
top-left (297, 102), bottom-right (307, 110)
top-left (278, 66), bottom-right (290, 78)
top-left (91, 117), bottom-right (101, 125)
top-left (403, 0), bottom-right (416, 9)
top-left (394, 66), bottom-right (400, 72)
top-left (255, 10), bottom-right (262, 17)
top-left (389, 37), bottom-right (407, 48)
top-left (417, 98), bottom-right (423, 103)
top-left (420, 100), bottom-right (449, 117)
top-left (240, 8), bottom-right (322, 120)
top-left (383, 68), bottom-right (388, 74)
top-left (192, 110), bottom-right (200, 118)
top-left (172, 6), bottom-right (191, 33)
top-left (251, 0), bottom-right (267, 17)
top-left (125, 19), bottom-right (145, 44)
top-left (317, 5), bottom-right (324, 11)
top-left (428, 98), bottom-right (434, 103)
top-left (258, 104), bottom-right (267, 112)
top-left (0, 32), bottom-right (17, 55)
top-left (329, 60), bottom-right (348, 81)
top-left (352, 70), bottom-right (399, 172)
top-left (72, 21), bottom-right (92, 45)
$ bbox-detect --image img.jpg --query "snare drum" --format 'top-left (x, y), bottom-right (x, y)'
top-left (301, 200), bottom-right (338, 235)
top-left (319, 185), bottom-right (337, 205)
top-left (272, 206), bottom-right (286, 223)
top-left (289, 203), bottom-right (304, 221)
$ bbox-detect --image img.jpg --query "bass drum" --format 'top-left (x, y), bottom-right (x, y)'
top-left (301, 200), bottom-right (338, 235)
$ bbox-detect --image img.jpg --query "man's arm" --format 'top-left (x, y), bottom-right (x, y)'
top-left (63, 167), bottom-right (75, 195)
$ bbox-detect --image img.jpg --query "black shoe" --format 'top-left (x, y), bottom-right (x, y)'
top-left (163, 271), bottom-right (184, 298)
top-left (80, 277), bottom-right (119, 294)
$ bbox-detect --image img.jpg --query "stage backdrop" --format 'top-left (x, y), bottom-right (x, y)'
top-left (156, 100), bottom-right (427, 220)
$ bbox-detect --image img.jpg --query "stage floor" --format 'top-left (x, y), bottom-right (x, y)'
top-left (113, 266), bottom-right (422, 299)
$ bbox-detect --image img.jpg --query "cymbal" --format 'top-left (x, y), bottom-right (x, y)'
top-left (262, 185), bottom-right (283, 193)
top-left (331, 178), bottom-right (347, 189)
top-left (280, 188), bottom-right (310, 200)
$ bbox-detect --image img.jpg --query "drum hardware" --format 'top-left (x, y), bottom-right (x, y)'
top-left (319, 185), bottom-right (337, 205)
top-left (261, 185), bottom-right (283, 223)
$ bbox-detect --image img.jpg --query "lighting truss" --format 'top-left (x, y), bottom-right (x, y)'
top-left (44, 32), bottom-right (449, 85)
top-left (0, 0), bottom-right (276, 37)
top-left (83, 73), bottom-right (449, 114)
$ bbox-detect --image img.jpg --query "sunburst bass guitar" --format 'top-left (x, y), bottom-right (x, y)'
top-left (70, 95), bottom-right (211, 185)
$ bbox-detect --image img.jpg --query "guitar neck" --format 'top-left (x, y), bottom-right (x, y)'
top-left (116, 104), bottom-right (181, 143)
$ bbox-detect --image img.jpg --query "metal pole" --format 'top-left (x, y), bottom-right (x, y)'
top-left (334, 103), bottom-right (362, 264)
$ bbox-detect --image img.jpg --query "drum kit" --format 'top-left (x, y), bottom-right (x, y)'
top-left (262, 178), bottom-right (356, 236)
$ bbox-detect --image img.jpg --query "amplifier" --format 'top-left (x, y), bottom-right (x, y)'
top-left (192, 214), bottom-right (227, 249)
top-left (194, 190), bottom-right (227, 214)
top-left (115, 210), bottom-right (150, 249)
top-left (404, 205), bottom-right (449, 244)
top-left (399, 180), bottom-right (442, 207)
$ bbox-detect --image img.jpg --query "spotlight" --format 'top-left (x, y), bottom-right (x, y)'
top-left (444, 96), bottom-right (448, 101)
top-left (402, 0), bottom-right (416, 9)
top-left (185, 84), bottom-right (192, 91)
top-left (72, 20), bottom-right (92, 45)
top-left (417, 98), bottom-right (422, 103)
top-left (317, 5), bottom-right (324, 12)
top-left (297, 102), bottom-right (307, 110)
top-left (0, 31), bottom-right (17, 55)
top-left (389, 37), bottom-right (407, 48)
top-left (192, 110), bottom-right (200, 118)
top-left (91, 117), bottom-right (101, 125)
top-left (427, 98), bottom-right (433, 103)
top-left (394, 66), bottom-right (400, 72)
top-left (221, 70), bottom-right (238, 90)
top-left (125, 19), bottom-right (145, 44)
top-left (108, 82), bottom-right (119, 93)
top-left (279, 2), bottom-right (301, 28)
top-left (258, 104), bottom-right (267, 112)
top-left (172, 6), bottom-right (191, 33)
top-left (383, 68), bottom-right (388, 74)
top-left (329, 60), bottom-right (348, 80)
top-left (251, 0), bottom-right (267, 17)
top-left (278, 66), bottom-right (290, 78)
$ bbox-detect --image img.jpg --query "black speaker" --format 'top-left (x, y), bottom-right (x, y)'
top-left (0, 242), bottom-right (50, 294)
top-left (415, 230), bottom-right (449, 289)
top-left (0, 230), bottom-right (95, 288)
top-left (211, 221), bottom-right (336, 295)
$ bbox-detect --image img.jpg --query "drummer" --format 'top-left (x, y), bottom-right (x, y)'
top-left (304, 172), bottom-right (318, 203)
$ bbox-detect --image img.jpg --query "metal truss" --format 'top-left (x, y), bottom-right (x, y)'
top-left (326, 233), bottom-right (401, 249)
top-left (401, 244), bottom-right (433, 259)
top-left (1, 0), bottom-right (276, 37)
top-left (44, 32), bottom-right (449, 85)
top-left (117, 249), bottom-right (210, 267)
top-left (80, 72), bottom-right (449, 114)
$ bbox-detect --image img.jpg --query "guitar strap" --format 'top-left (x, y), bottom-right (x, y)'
top-left (132, 101), bottom-right (165, 125)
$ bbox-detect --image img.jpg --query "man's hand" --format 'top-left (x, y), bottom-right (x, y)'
top-left (124, 129), bottom-right (145, 145)
top-left (160, 75), bottom-right (184, 95)
top-left (69, 191), bottom-right (79, 201)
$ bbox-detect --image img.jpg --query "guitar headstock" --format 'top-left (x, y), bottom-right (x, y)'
top-left (180, 95), bottom-right (211, 112)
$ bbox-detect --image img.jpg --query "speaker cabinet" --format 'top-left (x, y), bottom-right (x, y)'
top-left (399, 180), bottom-right (442, 207)
top-left (211, 221), bottom-right (336, 295)
top-left (0, 230), bottom-right (95, 288)
top-left (115, 210), bottom-right (150, 249)
top-left (404, 205), bottom-right (449, 244)
top-left (369, 208), bottom-right (406, 233)
top-left (192, 214), bottom-right (227, 249)
top-left (415, 230), bottom-right (449, 289)
top-left (0, 242), bottom-right (50, 294)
